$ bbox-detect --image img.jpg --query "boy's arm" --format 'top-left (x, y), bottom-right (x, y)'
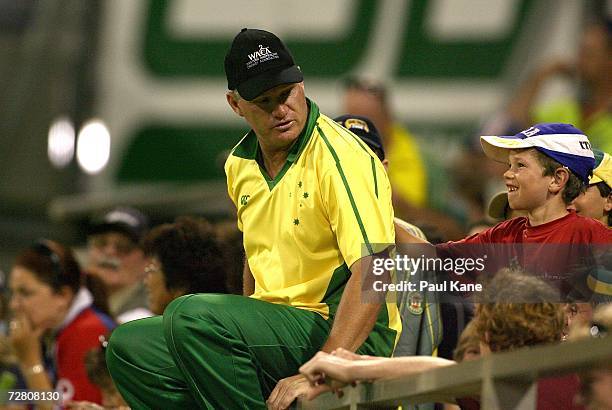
top-left (395, 220), bottom-right (432, 244)
top-left (300, 350), bottom-right (455, 386)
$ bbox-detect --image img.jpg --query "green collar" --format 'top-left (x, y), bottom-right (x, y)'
top-left (232, 98), bottom-right (320, 190)
top-left (286, 99), bottom-right (319, 163)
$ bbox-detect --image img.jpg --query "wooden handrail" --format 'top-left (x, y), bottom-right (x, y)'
top-left (298, 336), bottom-right (612, 410)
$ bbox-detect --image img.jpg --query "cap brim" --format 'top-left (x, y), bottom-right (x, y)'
top-left (480, 135), bottom-right (532, 163)
top-left (89, 223), bottom-right (139, 243)
top-left (238, 65), bottom-right (303, 101)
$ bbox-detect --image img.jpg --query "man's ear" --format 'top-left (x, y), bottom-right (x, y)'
top-left (381, 159), bottom-right (389, 171)
top-left (549, 167), bottom-right (570, 194)
top-left (226, 92), bottom-right (243, 117)
top-left (604, 193), bottom-right (612, 213)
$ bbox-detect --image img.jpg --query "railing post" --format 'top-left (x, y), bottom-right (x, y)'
top-left (481, 376), bottom-right (537, 410)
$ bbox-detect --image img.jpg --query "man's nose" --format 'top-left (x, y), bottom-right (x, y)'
top-left (271, 102), bottom-right (288, 118)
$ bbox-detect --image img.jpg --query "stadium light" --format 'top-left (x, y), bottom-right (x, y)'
top-left (47, 116), bottom-right (75, 168)
top-left (76, 119), bottom-right (111, 174)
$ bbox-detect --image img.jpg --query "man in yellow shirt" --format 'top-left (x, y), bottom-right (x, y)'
top-left (107, 28), bottom-right (400, 410)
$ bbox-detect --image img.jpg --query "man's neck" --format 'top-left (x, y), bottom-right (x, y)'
top-left (258, 130), bottom-right (304, 179)
top-left (260, 146), bottom-right (291, 179)
top-left (527, 200), bottom-right (569, 226)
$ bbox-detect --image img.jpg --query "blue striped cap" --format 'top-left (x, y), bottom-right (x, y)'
top-left (480, 123), bottom-right (595, 183)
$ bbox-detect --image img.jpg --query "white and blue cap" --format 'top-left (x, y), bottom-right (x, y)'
top-left (480, 123), bottom-right (595, 183)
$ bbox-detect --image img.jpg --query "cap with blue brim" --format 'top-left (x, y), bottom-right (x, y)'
top-left (480, 123), bottom-right (595, 184)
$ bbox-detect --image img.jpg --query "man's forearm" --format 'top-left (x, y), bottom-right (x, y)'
top-left (243, 260), bottom-right (255, 296)
top-left (321, 260), bottom-right (381, 353)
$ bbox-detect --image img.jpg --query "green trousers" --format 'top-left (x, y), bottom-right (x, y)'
top-left (107, 294), bottom-right (335, 409)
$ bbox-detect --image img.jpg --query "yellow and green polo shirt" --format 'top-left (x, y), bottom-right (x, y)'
top-left (225, 100), bottom-right (401, 349)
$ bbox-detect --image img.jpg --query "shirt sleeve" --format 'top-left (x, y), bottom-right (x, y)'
top-left (321, 148), bottom-right (395, 268)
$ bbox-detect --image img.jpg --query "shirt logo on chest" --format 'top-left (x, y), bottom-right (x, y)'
top-left (240, 195), bottom-right (251, 206)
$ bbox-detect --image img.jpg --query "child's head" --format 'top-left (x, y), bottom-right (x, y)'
top-left (481, 123), bottom-right (594, 211)
top-left (474, 268), bottom-right (565, 354)
top-left (453, 320), bottom-right (481, 362)
top-left (569, 149), bottom-right (612, 226)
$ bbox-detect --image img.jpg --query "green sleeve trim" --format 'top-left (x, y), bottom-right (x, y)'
top-left (317, 125), bottom-right (373, 255)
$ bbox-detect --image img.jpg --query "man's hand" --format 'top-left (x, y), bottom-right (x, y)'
top-left (266, 374), bottom-right (330, 410)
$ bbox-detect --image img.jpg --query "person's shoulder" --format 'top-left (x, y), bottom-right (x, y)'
top-left (226, 131), bottom-right (257, 163)
top-left (57, 308), bottom-right (115, 346)
top-left (315, 114), bottom-right (377, 159)
top-left (570, 214), bottom-right (612, 242)
top-left (486, 216), bottom-right (528, 239)
top-left (225, 131), bottom-right (257, 175)
top-left (315, 114), bottom-right (353, 141)
top-left (447, 217), bottom-right (526, 245)
top-left (71, 307), bottom-right (116, 332)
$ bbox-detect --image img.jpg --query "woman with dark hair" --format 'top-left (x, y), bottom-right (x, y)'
top-left (142, 216), bottom-right (228, 315)
top-left (8, 239), bottom-right (115, 406)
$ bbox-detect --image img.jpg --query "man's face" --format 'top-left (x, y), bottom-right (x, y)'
top-left (342, 87), bottom-right (388, 136)
top-left (87, 231), bottom-right (147, 292)
top-left (143, 257), bottom-right (181, 315)
top-left (228, 82), bottom-right (308, 150)
top-left (568, 184), bottom-right (611, 223)
top-left (503, 149), bottom-right (553, 212)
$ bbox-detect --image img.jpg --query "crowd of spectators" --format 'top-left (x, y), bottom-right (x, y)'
top-left (0, 14), bottom-right (610, 410)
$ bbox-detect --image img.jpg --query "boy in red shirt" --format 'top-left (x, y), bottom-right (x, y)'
top-left (401, 123), bottom-right (611, 300)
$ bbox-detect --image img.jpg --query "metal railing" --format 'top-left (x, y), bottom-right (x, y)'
top-left (299, 336), bottom-right (612, 410)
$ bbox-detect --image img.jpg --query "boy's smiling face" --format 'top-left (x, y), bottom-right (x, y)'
top-left (504, 149), bottom-right (553, 212)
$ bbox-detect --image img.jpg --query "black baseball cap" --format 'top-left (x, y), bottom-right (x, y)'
top-left (89, 206), bottom-right (149, 243)
top-left (224, 28), bottom-right (303, 101)
top-left (334, 115), bottom-right (385, 161)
